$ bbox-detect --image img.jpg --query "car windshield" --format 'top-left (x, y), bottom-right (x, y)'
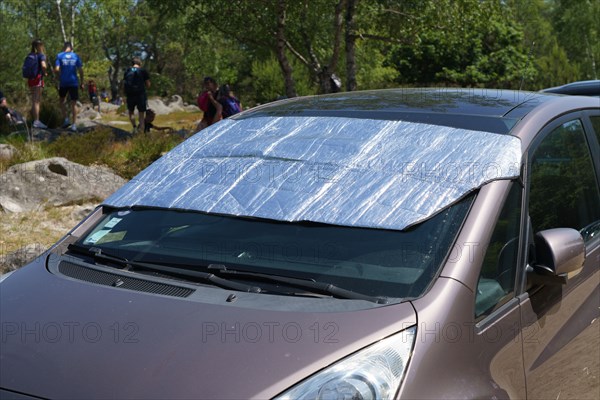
top-left (76, 194), bottom-right (473, 300)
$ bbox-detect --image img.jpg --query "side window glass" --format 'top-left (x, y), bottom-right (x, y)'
top-left (475, 182), bottom-right (522, 319)
top-left (529, 119), bottom-right (600, 243)
top-left (591, 116), bottom-right (600, 145)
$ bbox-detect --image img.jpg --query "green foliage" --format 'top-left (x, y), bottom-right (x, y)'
top-left (251, 58), bottom-right (286, 104)
top-left (1, 0), bottom-right (598, 106)
top-left (355, 43), bottom-right (397, 89)
top-left (106, 131), bottom-right (183, 179)
top-left (46, 128), bottom-right (115, 166)
top-left (27, 126), bottom-right (184, 179)
top-left (38, 101), bottom-right (63, 129)
top-left (84, 59), bottom-right (113, 89)
top-left (250, 56), bottom-right (316, 104)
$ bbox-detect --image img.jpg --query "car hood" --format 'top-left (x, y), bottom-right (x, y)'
top-left (0, 257), bottom-right (416, 399)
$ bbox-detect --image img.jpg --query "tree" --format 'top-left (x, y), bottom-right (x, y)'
top-left (381, 0), bottom-right (534, 88)
top-left (552, 0), bottom-right (599, 80)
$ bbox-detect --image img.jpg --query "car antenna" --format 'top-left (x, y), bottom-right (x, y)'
top-left (519, 41), bottom-right (536, 91)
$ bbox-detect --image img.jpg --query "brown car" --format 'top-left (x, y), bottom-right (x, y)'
top-left (1, 88), bottom-right (599, 399)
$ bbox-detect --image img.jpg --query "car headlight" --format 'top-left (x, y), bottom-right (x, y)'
top-left (276, 325), bottom-right (416, 400)
top-left (0, 270), bottom-right (16, 284)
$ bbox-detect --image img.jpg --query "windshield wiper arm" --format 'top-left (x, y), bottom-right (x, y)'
top-left (66, 244), bottom-right (262, 293)
top-left (207, 264), bottom-right (388, 304)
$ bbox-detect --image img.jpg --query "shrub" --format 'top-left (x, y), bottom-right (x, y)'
top-left (104, 131), bottom-right (183, 179)
top-left (46, 128), bottom-right (115, 166)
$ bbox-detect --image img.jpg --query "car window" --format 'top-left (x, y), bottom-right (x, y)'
top-left (529, 119), bottom-right (600, 243)
top-left (475, 182), bottom-right (522, 319)
top-left (76, 195), bottom-right (474, 301)
top-left (591, 116), bottom-right (600, 145)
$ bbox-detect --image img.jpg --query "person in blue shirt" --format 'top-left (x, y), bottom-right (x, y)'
top-left (54, 41), bottom-right (84, 131)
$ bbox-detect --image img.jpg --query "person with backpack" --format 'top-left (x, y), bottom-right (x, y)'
top-left (123, 57), bottom-right (151, 134)
top-left (195, 76), bottom-right (222, 131)
top-left (217, 84), bottom-right (242, 119)
top-left (55, 41), bottom-right (84, 132)
top-left (87, 79), bottom-right (101, 113)
top-left (23, 39), bottom-right (48, 129)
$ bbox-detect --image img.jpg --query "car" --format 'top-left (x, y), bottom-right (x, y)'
top-left (541, 79), bottom-right (600, 96)
top-left (1, 88), bottom-right (599, 400)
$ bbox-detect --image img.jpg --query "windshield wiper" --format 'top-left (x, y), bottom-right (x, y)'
top-left (66, 244), bottom-right (262, 293)
top-left (207, 264), bottom-right (389, 304)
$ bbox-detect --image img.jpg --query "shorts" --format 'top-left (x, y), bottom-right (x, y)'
top-left (59, 86), bottom-right (79, 101)
top-left (27, 75), bottom-right (44, 88)
top-left (90, 94), bottom-right (99, 105)
top-left (127, 93), bottom-right (147, 113)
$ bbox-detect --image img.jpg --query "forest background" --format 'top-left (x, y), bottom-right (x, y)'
top-left (1, 0), bottom-right (598, 108)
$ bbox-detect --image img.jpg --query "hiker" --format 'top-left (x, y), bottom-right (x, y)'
top-left (123, 57), bottom-right (151, 133)
top-left (1, 90), bottom-right (11, 123)
top-left (195, 76), bottom-right (222, 131)
top-left (55, 41), bottom-right (84, 132)
top-left (23, 39), bottom-right (48, 129)
top-left (0, 90), bottom-right (26, 128)
top-left (100, 88), bottom-right (109, 103)
top-left (217, 84), bottom-right (242, 119)
top-left (143, 109), bottom-right (172, 133)
top-left (87, 79), bottom-right (100, 113)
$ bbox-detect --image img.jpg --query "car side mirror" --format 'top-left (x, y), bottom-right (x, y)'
top-left (528, 228), bottom-right (586, 285)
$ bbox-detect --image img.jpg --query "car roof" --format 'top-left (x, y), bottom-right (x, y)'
top-left (541, 80), bottom-right (600, 96)
top-left (239, 88), bottom-right (553, 134)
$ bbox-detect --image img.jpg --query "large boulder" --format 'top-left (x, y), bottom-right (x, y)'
top-left (78, 107), bottom-right (101, 120)
top-left (165, 95), bottom-right (185, 112)
top-left (0, 157), bottom-right (126, 213)
top-left (147, 98), bottom-right (172, 115)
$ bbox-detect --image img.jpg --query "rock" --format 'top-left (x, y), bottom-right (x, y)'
top-left (166, 95), bottom-right (185, 112)
top-left (0, 157), bottom-right (126, 213)
top-left (184, 104), bottom-right (200, 113)
top-left (99, 102), bottom-right (121, 113)
top-left (0, 144), bottom-right (17, 161)
top-left (147, 98), bottom-right (172, 115)
top-left (0, 243), bottom-right (47, 273)
top-left (79, 108), bottom-right (101, 120)
top-left (70, 204), bottom-right (96, 220)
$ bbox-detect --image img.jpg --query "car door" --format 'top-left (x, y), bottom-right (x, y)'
top-left (519, 112), bottom-right (600, 400)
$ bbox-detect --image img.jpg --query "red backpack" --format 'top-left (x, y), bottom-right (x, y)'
top-left (197, 92), bottom-right (209, 112)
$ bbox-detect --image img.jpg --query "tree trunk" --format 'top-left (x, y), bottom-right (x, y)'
top-left (105, 45), bottom-right (121, 101)
top-left (56, 0), bottom-right (67, 43)
top-left (276, 0), bottom-right (297, 98)
top-left (345, 0), bottom-right (357, 91)
top-left (69, 0), bottom-right (76, 46)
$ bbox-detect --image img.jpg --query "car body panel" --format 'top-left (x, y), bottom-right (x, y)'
top-left (400, 277), bottom-right (526, 399)
top-left (0, 256), bottom-right (416, 400)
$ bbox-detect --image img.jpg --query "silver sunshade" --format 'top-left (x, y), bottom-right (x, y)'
top-left (104, 116), bottom-right (521, 230)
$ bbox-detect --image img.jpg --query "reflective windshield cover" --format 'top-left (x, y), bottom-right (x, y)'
top-left (79, 195), bottom-right (472, 300)
top-left (104, 116), bottom-right (520, 231)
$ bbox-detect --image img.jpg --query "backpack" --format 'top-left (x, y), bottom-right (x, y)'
top-left (221, 97), bottom-right (241, 118)
top-left (197, 92), bottom-right (209, 112)
top-left (123, 67), bottom-right (144, 95)
top-left (22, 53), bottom-right (40, 79)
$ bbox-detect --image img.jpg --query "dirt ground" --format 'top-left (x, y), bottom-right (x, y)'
top-left (0, 203), bottom-right (96, 273)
